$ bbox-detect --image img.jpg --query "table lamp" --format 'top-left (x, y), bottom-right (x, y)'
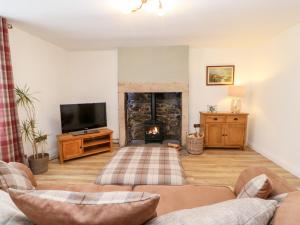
top-left (228, 85), bottom-right (246, 113)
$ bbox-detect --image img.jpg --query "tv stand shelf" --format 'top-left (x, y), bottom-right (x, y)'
top-left (57, 128), bottom-right (113, 164)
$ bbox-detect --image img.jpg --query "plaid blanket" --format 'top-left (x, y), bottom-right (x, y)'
top-left (95, 147), bottom-right (186, 185)
top-left (0, 161), bottom-right (35, 191)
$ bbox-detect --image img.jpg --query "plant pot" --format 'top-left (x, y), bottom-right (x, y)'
top-left (28, 153), bottom-right (49, 175)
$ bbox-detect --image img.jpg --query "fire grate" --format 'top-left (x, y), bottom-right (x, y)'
top-left (144, 120), bottom-right (163, 144)
top-left (144, 93), bottom-right (164, 144)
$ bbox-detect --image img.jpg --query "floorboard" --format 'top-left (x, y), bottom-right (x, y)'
top-left (35, 146), bottom-right (300, 189)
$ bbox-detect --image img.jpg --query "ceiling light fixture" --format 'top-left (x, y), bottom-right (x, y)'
top-left (131, 0), bottom-right (165, 16)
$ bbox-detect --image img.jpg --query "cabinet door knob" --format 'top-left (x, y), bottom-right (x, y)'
top-left (234, 118), bottom-right (238, 121)
top-left (214, 118), bottom-right (218, 121)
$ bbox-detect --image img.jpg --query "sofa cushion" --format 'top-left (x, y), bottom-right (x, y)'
top-left (0, 161), bottom-right (35, 192)
top-left (234, 167), bottom-right (297, 197)
top-left (37, 183), bottom-right (133, 192)
top-left (0, 190), bottom-right (34, 225)
top-left (8, 162), bottom-right (37, 187)
top-left (9, 189), bottom-right (160, 225)
top-left (145, 198), bottom-right (277, 225)
top-left (133, 185), bottom-right (235, 216)
top-left (272, 191), bottom-right (300, 225)
top-left (237, 174), bottom-right (272, 199)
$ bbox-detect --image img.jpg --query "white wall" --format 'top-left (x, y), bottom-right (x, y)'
top-left (64, 51), bottom-right (119, 139)
top-left (189, 48), bottom-right (254, 131)
top-left (9, 28), bottom-right (118, 159)
top-left (248, 23), bottom-right (300, 177)
top-left (9, 27), bottom-right (67, 159)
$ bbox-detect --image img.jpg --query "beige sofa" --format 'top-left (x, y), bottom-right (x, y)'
top-left (10, 162), bottom-right (300, 224)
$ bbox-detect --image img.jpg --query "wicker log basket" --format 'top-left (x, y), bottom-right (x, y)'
top-left (186, 133), bottom-right (204, 155)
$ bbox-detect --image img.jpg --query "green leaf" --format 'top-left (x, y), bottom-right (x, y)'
top-left (35, 131), bottom-right (48, 143)
top-left (15, 85), bottom-right (37, 109)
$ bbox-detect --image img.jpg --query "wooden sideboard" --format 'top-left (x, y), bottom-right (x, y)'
top-left (57, 128), bottom-right (113, 163)
top-left (200, 112), bottom-right (248, 150)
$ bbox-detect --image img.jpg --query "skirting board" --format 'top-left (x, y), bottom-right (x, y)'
top-left (112, 139), bottom-right (119, 144)
top-left (48, 149), bottom-right (58, 160)
top-left (248, 143), bottom-right (300, 178)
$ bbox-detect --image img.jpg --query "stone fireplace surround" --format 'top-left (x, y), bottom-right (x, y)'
top-left (126, 92), bottom-right (182, 144)
top-left (119, 82), bottom-right (189, 147)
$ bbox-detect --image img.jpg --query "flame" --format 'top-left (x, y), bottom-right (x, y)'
top-left (147, 126), bottom-right (159, 135)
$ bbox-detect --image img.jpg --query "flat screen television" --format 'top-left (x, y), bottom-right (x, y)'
top-left (60, 103), bottom-right (107, 133)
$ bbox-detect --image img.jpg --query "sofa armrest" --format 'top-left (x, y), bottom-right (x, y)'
top-left (8, 162), bottom-right (37, 187)
top-left (273, 191), bottom-right (300, 225)
top-left (234, 166), bottom-right (297, 197)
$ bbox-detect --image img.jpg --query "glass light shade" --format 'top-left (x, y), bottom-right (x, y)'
top-left (230, 98), bottom-right (242, 113)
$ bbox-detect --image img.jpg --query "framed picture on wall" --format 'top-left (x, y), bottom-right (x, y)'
top-left (206, 65), bottom-right (235, 85)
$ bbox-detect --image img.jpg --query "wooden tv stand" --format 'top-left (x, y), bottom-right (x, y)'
top-left (57, 128), bottom-right (113, 164)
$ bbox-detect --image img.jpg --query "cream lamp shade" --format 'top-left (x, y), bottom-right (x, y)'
top-left (228, 86), bottom-right (246, 113)
top-left (228, 85), bottom-right (246, 97)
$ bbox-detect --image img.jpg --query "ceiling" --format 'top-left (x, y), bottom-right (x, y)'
top-left (1, 0), bottom-right (300, 50)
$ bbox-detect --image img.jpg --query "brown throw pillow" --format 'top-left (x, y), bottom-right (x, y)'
top-left (0, 161), bottom-right (35, 192)
top-left (9, 189), bottom-right (160, 225)
top-left (237, 174), bottom-right (272, 199)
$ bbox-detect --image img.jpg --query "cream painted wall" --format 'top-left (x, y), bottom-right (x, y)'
top-left (189, 48), bottom-right (254, 131)
top-left (9, 27), bottom-right (67, 159)
top-left (64, 51), bottom-right (119, 139)
top-left (118, 46), bottom-right (189, 83)
top-left (248, 23), bottom-right (300, 177)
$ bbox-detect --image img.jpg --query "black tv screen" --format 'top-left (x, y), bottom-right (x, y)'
top-left (60, 103), bottom-right (107, 133)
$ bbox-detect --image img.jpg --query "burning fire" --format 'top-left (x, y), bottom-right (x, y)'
top-left (147, 126), bottom-right (159, 135)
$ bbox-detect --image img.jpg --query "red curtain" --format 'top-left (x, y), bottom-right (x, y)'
top-left (0, 17), bottom-right (24, 162)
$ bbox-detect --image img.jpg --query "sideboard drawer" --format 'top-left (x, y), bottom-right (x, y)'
top-left (226, 116), bottom-right (246, 123)
top-left (206, 116), bottom-right (226, 123)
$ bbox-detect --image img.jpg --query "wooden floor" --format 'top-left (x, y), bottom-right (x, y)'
top-left (35, 146), bottom-right (300, 189)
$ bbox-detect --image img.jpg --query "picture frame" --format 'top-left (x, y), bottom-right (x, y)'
top-left (206, 65), bottom-right (235, 86)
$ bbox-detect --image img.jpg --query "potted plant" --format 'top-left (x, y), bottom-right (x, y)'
top-left (15, 86), bottom-right (49, 174)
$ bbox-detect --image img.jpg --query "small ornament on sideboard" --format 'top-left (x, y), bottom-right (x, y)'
top-left (207, 105), bottom-right (218, 113)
